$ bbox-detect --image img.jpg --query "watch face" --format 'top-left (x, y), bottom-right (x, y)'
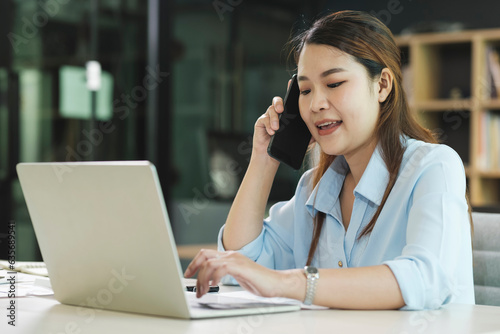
top-left (306, 266), bottom-right (318, 274)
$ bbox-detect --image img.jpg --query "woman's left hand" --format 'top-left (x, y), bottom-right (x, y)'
top-left (184, 249), bottom-right (304, 299)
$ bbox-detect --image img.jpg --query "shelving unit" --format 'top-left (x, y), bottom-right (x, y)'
top-left (395, 29), bottom-right (500, 208)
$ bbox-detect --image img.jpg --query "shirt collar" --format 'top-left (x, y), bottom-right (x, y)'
top-left (353, 144), bottom-right (389, 206)
top-left (305, 144), bottom-right (390, 216)
top-left (305, 155), bottom-right (349, 217)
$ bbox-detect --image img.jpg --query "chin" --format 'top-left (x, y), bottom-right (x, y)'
top-left (317, 144), bottom-right (343, 157)
top-left (321, 148), bottom-right (342, 156)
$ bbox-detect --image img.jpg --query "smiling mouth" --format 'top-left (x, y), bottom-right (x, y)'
top-left (316, 121), bottom-right (342, 130)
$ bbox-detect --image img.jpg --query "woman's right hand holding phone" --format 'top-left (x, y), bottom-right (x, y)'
top-left (252, 96), bottom-right (285, 160)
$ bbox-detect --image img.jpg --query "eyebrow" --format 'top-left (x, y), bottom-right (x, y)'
top-left (297, 68), bottom-right (346, 81)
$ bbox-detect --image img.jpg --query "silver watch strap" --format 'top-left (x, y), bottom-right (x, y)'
top-left (304, 266), bottom-right (319, 305)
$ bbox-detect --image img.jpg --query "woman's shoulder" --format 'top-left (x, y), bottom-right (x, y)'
top-left (400, 138), bottom-right (465, 178)
top-left (404, 138), bottom-right (462, 160)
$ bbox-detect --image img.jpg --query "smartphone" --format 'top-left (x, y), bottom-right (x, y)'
top-left (267, 74), bottom-right (311, 170)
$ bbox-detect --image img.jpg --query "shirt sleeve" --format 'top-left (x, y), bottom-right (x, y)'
top-left (383, 145), bottom-right (472, 310)
top-left (217, 170), bottom-right (313, 283)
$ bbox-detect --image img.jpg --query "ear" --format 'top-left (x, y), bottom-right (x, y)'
top-left (377, 68), bottom-right (393, 103)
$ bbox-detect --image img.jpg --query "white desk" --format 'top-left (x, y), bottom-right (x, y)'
top-left (2, 284), bottom-right (500, 334)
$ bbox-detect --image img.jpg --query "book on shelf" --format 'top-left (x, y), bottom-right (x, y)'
top-left (486, 46), bottom-right (500, 99)
top-left (478, 111), bottom-right (500, 171)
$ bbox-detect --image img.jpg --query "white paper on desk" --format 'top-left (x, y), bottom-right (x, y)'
top-left (0, 272), bottom-right (36, 285)
top-left (220, 290), bottom-right (328, 310)
top-left (26, 285), bottom-right (54, 297)
top-left (0, 272), bottom-right (54, 298)
top-left (0, 282), bottom-right (54, 298)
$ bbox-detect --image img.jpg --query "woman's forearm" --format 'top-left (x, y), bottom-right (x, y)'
top-left (222, 154), bottom-right (279, 250)
top-left (282, 265), bottom-right (405, 309)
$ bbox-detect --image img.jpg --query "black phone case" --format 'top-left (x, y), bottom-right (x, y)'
top-left (267, 74), bottom-right (311, 170)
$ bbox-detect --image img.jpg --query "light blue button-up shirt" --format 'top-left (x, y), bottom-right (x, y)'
top-left (218, 138), bottom-right (475, 310)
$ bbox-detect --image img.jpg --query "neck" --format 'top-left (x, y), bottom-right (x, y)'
top-left (344, 138), bottom-right (377, 185)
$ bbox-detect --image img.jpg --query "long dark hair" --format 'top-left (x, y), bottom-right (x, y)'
top-left (287, 10), bottom-right (440, 265)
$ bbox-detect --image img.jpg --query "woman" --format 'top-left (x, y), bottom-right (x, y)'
top-left (184, 10), bottom-right (474, 310)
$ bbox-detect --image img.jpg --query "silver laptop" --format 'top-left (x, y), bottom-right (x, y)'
top-left (16, 161), bottom-right (300, 319)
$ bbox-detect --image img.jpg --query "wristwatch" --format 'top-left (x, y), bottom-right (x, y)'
top-left (303, 266), bottom-right (319, 305)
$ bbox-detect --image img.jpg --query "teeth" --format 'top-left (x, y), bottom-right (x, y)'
top-left (317, 121), bottom-right (340, 127)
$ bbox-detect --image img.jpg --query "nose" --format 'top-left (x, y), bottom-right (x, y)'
top-left (310, 90), bottom-right (329, 113)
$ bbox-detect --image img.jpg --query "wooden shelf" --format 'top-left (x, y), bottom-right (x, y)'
top-left (176, 243), bottom-right (217, 260)
top-left (481, 99), bottom-right (500, 109)
top-left (395, 28), bottom-right (500, 46)
top-left (478, 170), bottom-right (500, 178)
top-left (413, 99), bottom-right (472, 111)
top-left (401, 31), bottom-right (474, 45)
top-left (397, 28), bottom-right (500, 207)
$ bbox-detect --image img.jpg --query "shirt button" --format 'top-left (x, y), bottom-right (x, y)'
top-left (338, 261), bottom-right (343, 267)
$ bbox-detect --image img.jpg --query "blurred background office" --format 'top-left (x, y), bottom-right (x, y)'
top-left (1, 0), bottom-right (500, 262)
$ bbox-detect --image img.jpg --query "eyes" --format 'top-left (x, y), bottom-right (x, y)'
top-left (299, 81), bottom-right (345, 96)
